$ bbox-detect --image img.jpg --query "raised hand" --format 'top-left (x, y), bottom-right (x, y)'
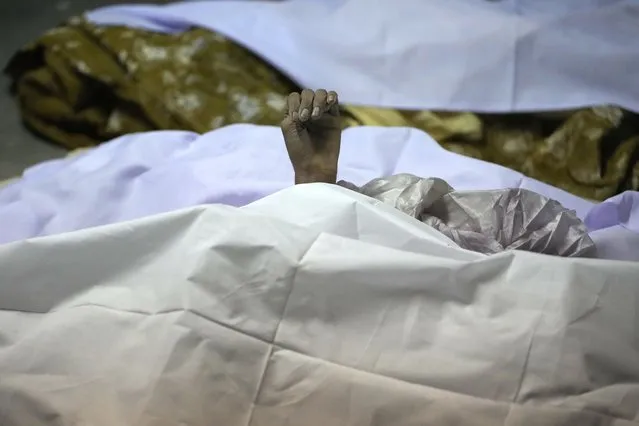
top-left (280, 89), bottom-right (341, 184)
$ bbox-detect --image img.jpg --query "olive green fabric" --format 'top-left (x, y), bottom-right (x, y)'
top-left (5, 18), bottom-right (639, 200)
top-left (345, 106), bottom-right (639, 200)
top-left (5, 17), bottom-right (297, 148)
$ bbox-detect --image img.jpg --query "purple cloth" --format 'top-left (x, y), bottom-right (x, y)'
top-left (86, 0), bottom-right (639, 113)
top-left (1, 125), bottom-right (637, 261)
top-left (585, 192), bottom-right (639, 261)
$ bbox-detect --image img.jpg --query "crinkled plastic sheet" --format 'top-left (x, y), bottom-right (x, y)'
top-left (341, 174), bottom-right (596, 257)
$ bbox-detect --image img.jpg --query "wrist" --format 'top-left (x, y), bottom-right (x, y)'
top-left (294, 169), bottom-right (337, 184)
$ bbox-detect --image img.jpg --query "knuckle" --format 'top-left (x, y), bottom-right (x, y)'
top-left (280, 116), bottom-right (294, 128)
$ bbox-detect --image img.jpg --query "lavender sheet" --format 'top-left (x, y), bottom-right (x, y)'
top-left (1, 125), bottom-right (637, 261)
top-left (86, 0), bottom-right (639, 112)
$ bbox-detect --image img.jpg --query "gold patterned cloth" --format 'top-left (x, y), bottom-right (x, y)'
top-left (5, 18), bottom-right (639, 200)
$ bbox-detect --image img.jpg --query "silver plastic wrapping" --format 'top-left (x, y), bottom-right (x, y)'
top-left (340, 174), bottom-right (597, 257)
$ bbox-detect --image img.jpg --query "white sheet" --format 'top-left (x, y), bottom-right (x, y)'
top-left (1, 184), bottom-right (638, 425)
top-left (88, 0), bottom-right (639, 112)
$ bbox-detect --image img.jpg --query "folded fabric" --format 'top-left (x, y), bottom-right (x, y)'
top-left (341, 174), bottom-right (596, 257)
top-left (2, 184), bottom-right (639, 426)
top-left (1, 125), bottom-right (636, 261)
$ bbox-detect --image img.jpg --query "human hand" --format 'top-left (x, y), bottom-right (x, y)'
top-left (280, 89), bottom-right (341, 184)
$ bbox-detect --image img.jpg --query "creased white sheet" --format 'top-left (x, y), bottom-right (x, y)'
top-left (0, 184), bottom-right (638, 425)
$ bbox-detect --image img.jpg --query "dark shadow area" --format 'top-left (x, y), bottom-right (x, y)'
top-left (0, 0), bottom-right (163, 179)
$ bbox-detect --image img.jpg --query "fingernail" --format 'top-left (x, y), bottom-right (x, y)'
top-left (300, 109), bottom-right (310, 121)
top-left (312, 106), bottom-right (320, 118)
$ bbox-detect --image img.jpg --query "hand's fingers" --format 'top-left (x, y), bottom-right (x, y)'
top-left (287, 92), bottom-right (301, 120)
top-left (327, 91), bottom-right (339, 115)
top-left (311, 89), bottom-right (328, 119)
top-left (299, 89), bottom-right (314, 122)
top-left (327, 91), bottom-right (337, 105)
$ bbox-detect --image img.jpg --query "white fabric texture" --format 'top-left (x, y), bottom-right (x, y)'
top-left (1, 184), bottom-right (638, 425)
